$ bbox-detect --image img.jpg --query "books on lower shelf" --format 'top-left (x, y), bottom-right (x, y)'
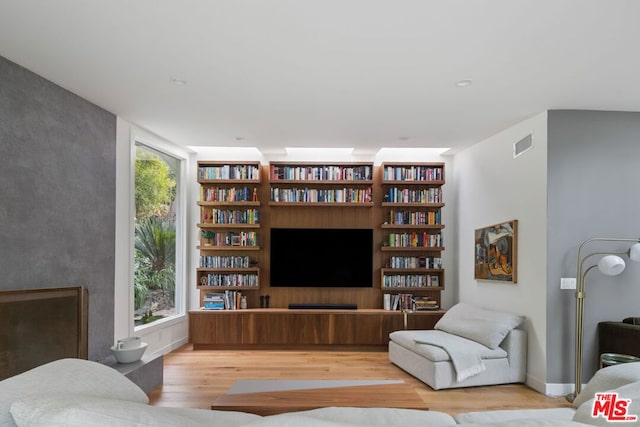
top-left (383, 294), bottom-right (439, 311)
top-left (203, 290), bottom-right (246, 310)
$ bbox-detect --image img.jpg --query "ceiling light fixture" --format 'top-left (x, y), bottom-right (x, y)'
top-left (455, 79), bottom-right (472, 87)
top-left (170, 77), bottom-right (187, 86)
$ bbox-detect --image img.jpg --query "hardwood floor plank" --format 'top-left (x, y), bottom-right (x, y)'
top-left (149, 345), bottom-right (573, 416)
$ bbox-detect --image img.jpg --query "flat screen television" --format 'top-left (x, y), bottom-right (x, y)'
top-left (270, 228), bottom-right (373, 287)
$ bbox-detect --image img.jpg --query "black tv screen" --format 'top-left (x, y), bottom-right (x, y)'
top-left (270, 228), bottom-right (373, 287)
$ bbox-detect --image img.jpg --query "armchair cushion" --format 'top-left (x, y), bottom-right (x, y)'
top-left (573, 380), bottom-right (640, 426)
top-left (10, 394), bottom-right (261, 427)
top-left (434, 303), bottom-right (524, 349)
top-left (0, 358), bottom-right (148, 427)
top-left (572, 362), bottom-right (640, 408)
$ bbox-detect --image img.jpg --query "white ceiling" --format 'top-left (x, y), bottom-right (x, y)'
top-left (1, 0), bottom-right (639, 154)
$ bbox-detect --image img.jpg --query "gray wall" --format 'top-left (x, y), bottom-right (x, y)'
top-left (0, 56), bottom-right (116, 361)
top-left (547, 110), bottom-right (640, 383)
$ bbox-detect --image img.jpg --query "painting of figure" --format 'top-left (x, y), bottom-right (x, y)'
top-left (474, 220), bottom-right (518, 283)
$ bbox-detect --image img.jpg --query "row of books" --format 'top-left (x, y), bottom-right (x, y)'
top-left (387, 210), bottom-right (441, 225)
top-left (200, 231), bottom-right (258, 247)
top-left (200, 186), bottom-right (258, 202)
top-left (383, 166), bottom-right (443, 182)
top-left (386, 232), bottom-right (443, 248)
top-left (200, 273), bottom-right (259, 287)
top-left (382, 274), bottom-right (440, 288)
top-left (384, 293), bottom-right (440, 311)
top-left (199, 165), bottom-right (260, 181)
top-left (201, 208), bottom-right (259, 225)
top-left (384, 187), bottom-right (442, 204)
top-left (387, 256), bottom-right (443, 269)
top-left (199, 255), bottom-right (253, 268)
top-left (270, 165), bottom-right (372, 181)
top-left (203, 290), bottom-right (247, 310)
top-left (270, 187), bottom-right (373, 203)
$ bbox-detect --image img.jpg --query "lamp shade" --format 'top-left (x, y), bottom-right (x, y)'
top-left (598, 255), bottom-right (626, 276)
top-left (629, 243), bottom-right (640, 262)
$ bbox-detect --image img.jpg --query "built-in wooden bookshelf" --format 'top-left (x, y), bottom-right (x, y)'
top-left (268, 162), bottom-right (374, 206)
top-left (380, 162), bottom-right (445, 310)
top-left (192, 160), bottom-right (446, 346)
top-left (196, 161), bottom-right (262, 308)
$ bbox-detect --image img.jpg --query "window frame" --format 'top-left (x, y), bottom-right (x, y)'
top-left (132, 140), bottom-right (187, 331)
top-left (114, 121), bottom-right (190, 342)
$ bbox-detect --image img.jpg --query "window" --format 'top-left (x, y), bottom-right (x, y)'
top-left (133, 142), bottom-right (184, 327)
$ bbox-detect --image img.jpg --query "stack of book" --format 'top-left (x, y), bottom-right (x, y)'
top-left (203, 290), bottom-right (245, 310)
top-left (203, 292), bottom-right (225, 310)
top-left (414, 296), bottom-right (440, 311)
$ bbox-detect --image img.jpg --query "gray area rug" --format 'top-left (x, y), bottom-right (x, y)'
top-left (228, 379), bottom-right (404, 394)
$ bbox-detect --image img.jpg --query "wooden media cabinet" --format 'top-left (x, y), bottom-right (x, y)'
top-left (189, 308), bottom-right (444, 348)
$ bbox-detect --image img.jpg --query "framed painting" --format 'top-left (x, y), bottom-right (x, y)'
top-left (474, 220), bottom-right (518, 283)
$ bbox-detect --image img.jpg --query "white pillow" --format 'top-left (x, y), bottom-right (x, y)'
top-left (455, 408), bottom-right (576, 424)
top-left (10, 394), bottom-right (261, 427)
top-left (573, 381), bottom-right (640, 426)
top-left (0, 358), bottom-right (148, 427)
top-left (573, 362), bottom-right (640, 408)
top-left (291, 406), bottom-right (456, 426)
top-left (434, 303), bottom-right (524, 349)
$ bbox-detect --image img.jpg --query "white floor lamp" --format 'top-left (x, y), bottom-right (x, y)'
top-left (570, 237), bottom-right (640, 401)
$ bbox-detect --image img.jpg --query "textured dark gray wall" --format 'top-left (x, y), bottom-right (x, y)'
top-left (0, 56), bottom-right (116, 361)
top-left (547, 110), bottom-right (640, 384)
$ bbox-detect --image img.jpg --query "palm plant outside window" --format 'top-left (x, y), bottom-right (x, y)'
top-left (134, 144), bottom-right (179, 326)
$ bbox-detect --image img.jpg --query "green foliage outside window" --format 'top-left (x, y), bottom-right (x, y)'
top-left (134, 147), bottom-right (177, 325)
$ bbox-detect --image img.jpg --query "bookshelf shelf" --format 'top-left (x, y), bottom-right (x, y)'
top-left (198, 179), bottom-right (260, 184)
top-left (381, 224), bottom-right (445, 230)
top-left (381, 202), bottom-right (444, 208)
top-left (198, 223), bottom-right (261, 229)
top-left (197, 286), bottom-right (261, 291)
top-left (381, 287), bottom-right (445, 292)
top-left (381, 180), bottom-right (444, 186)
top-left (197, 201), bottom-right (261, 207)
top-left (268, 179), bottom-right (374, 185)
top-left (381, 246), bottom-right (445, 252)
top-left (381, 268), bottom-right (443, 274)
top-left (197, 246), bottom-right (261, 251)
top-left (269, 202), bottom-right (374, 207)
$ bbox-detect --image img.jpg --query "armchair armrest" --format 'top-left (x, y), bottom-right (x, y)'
top-left (598, 321), bottom-right (640, 358)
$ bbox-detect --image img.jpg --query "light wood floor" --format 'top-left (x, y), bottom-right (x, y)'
top-left (149, 345), bottom-right (573, 416)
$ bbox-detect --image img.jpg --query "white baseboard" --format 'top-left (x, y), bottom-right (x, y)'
top-left (526, 373), bottom-right (574, 397)
top-left (545, 382), bottom-right (574, 398)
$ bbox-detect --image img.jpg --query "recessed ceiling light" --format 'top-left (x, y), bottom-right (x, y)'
top-left (170, 77), bottom-right (187, 85)
top-left (455, 79), bottom-right (472, 87)
top-left (398, 136), bottom-right (410, 141)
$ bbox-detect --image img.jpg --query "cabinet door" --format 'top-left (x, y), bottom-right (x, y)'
top-left (333, 313), bottom-right (383, 345)
top-left (189, 312), bottom-right (243, 345)
top-left (245, 313), bottom-right (332, 345)
top-left (381, 314), bottom-right (405, 339)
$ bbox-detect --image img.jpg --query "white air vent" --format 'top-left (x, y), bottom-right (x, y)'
top-left (513, 133), bottom-right (533, 158)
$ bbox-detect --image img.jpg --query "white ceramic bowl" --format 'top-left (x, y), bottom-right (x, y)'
top-left (111, 342), bottom-right (147, 364)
